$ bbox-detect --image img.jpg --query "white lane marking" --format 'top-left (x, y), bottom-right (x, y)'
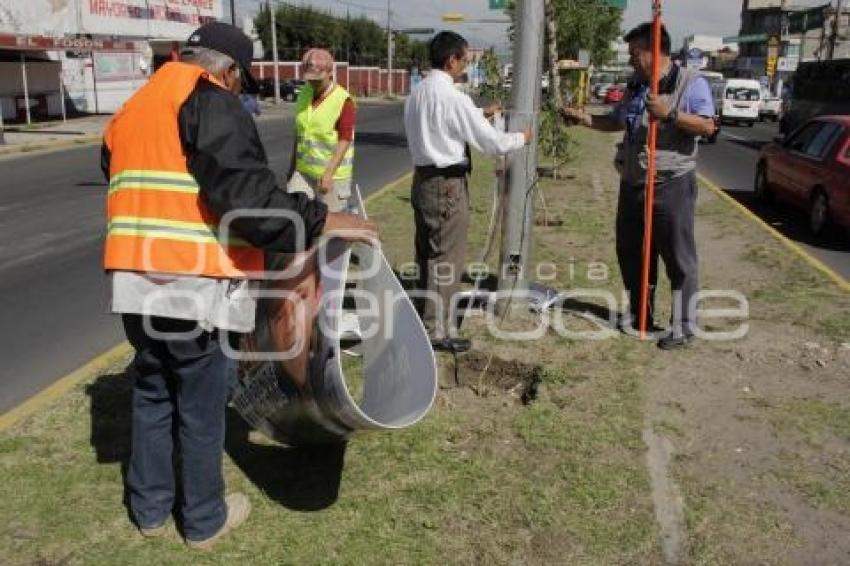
top-left (719, 131), bottom-right (751, 143)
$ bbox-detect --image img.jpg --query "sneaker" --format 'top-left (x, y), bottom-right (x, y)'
top-left (186, 493), bottom-right (251, 551)
top-left (657, 332), bottom-right (694, 350)
top-left (617, 316), bottom-right (663, 337)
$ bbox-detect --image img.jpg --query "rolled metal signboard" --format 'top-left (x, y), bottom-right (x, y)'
top-left (231, 190), bottom-right (437, 445)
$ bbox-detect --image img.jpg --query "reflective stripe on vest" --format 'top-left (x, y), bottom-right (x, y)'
top-left (295, 84), bottom-right (355, 180)
top-left (107, 216), bottom-right (251, 247)
top-left (103, 62), bottom-right (264, 278)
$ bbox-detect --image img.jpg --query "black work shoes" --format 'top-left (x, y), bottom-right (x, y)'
top-left (431, 338), bottom-right (472, 354)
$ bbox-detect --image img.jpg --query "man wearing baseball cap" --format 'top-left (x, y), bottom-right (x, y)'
top-left (101, 23), bottom-right (377, 550)
top-left (287, 48), bottom-right (357, 212)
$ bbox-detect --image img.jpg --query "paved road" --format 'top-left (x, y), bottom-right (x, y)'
top-left (698, 120), bottom-right (850, 281)
top-left (0, 101), bottom-right (410, 413)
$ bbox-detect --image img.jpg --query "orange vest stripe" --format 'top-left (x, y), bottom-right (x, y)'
top-left (103, 62), bottom-right (263, 278)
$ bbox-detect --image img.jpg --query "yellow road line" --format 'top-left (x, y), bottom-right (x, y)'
top-left (698, 173), bottom-right (850, 294)
top-left (0, 169), bottom-right (414, 433)
top-left (0, 343), bottom-right (133, 432)
top-left (363, 172), bottom-right (412, 205)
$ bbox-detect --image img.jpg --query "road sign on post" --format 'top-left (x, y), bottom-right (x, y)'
top-left (766, 55), bottom-right (778, 77)
top-left (489, 0), bottom-right (508, 9)
top-left (605, 0), bottom-right (628, 8)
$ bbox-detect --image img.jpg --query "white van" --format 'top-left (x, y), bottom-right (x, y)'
top-left (720, 79), bottom-right (762, 127)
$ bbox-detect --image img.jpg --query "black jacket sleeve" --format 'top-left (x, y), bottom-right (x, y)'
top-left (178, 80), bottom-right (327, 253)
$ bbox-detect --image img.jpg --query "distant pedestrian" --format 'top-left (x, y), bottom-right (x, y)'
top-left (287, 48), bottom-right (356, 213)
top-left (101, 23), bottom-right (376, 549)
top-left (404, 31), bottom-right (531, 353)
top-left (561, 22), bottom-right (716, 349)
top-left (240, 93), bottom-right (261, 116)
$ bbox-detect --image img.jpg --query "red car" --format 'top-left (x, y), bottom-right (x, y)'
top-left (755, 115), bottom-right (850, 239)
top-left (604, 86), bottom-right (624, 104)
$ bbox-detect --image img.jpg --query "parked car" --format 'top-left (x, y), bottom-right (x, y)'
top-left (720, 78), bottom-right (761, 127)
top-left (594, 82), bottom-right (614, 100)
top-left (257, 78), bottom-right (305, 101)
top-left (604, 85), bottom-right (624, 104)
top-left (759, 91), bottom-right (782, 122)
top-left (755, 115), bottom-right (850, 239)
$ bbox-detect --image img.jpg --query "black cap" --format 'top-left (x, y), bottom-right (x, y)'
top-left (187, 22), bottom-right (259, 94)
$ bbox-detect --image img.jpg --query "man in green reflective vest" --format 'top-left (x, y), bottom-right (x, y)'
top-left (287, 48), bottom-right (356, 212)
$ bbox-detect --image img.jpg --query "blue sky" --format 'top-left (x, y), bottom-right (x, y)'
top-left (236, 1), bottom-right (834, 54)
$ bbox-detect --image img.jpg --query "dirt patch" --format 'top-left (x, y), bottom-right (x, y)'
top-left (452, 351), bottom-right (542, 404)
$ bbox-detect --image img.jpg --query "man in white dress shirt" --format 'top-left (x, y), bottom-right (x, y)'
top-left (404, 31), bottom-right (531, 353)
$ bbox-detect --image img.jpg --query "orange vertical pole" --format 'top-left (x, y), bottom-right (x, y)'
top-left (638, 0), bottom-right (663, 340)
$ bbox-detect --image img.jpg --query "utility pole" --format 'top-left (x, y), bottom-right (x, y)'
top-left (270, 1), bottom-right (281, 105)
top-left (230, 0), bottom-right (236, 26)
top-left (387, 0), bottom-right (393, 97)
top-left (498, 0), bottom-right (544, 298)
top-left (828, 0), bottom-right (844, 59)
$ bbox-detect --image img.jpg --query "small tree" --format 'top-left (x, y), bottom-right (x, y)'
top-left (537, 100), bottom-right (572, 179)
top-left (478, 48), bottom-right (506, 103)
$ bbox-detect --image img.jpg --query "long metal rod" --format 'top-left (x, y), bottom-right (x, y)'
top-left (270, 1), bottom-right (281, 105)
top-left (91, 51), bottom-right (100, 114)
top-left (21, 53), bottom-right (31, 125)
top-left (59, 70), bottom-right (66, 123)
top-left (387, 0), bottom-right (393, 97)
top-left (0, 92), bottom-right (5, 144)
top-left (638, 0), bottom-right (663, 340)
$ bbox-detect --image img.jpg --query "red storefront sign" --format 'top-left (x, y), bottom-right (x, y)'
top-left (0, 33), bottom-right (142, 52)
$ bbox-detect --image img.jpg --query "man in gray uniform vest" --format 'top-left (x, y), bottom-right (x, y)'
top-left (562, 23), bottom-right (717, 349)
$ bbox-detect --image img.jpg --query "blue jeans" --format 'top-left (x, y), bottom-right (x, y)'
top-left (616, 172), bottom-right (699, 335)
top-left (122, 314), bottom-right (228, 541)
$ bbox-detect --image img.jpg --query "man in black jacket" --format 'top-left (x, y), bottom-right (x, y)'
top-left (101, 23), bottom-right (376, 550)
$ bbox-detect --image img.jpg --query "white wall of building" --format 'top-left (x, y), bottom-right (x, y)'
top-left (0, 0), bottom-right (222, 39)
top-left (1, 0), bottom-right (221, 118)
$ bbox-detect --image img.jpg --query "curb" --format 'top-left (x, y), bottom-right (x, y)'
top-left (0, 135), bottom-right (102, 159)
top-left (0, 169), bottom-right (414, 433)
top-left (697, 173), bottom-right (850, 294)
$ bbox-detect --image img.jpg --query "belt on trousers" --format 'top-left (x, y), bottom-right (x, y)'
top-left (414, 163), bottom-right (469, 180)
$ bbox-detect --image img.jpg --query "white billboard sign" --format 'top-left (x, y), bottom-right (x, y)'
top-left (0, 0), bottom-right (222, 40)
top-left (83, 0), bottom-right (222, 38)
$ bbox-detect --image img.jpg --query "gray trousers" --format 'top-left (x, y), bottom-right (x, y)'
top-left (616, 171), bottom-right (699, 335)
top-left (411, 171), bottom-right (470, 341)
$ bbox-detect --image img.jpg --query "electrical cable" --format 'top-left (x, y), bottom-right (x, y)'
top-left (475, 141), bottom-right (539, 394)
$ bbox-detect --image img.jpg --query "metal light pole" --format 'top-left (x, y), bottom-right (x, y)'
top-left (21, 53), bottom-right (32, 125)
top-left (498, 0), bottom-right (544, 298)
top-left (386, 0), bottom-right (393, 97)
top-left (270, 1), bottom-right (281, 105)
top-left (230, 0), bottom-right (236, 26)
